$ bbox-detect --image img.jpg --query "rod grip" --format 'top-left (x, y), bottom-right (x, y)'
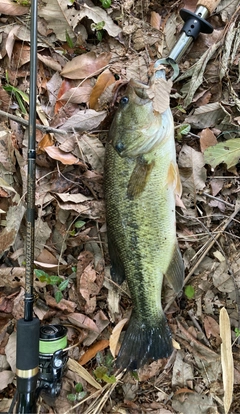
top-left (197, 0), bottom-right (222, 14)
top-left (16, 318), bottom-right (40, 371)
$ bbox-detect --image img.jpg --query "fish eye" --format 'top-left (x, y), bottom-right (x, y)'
top-left (120, 96), bottom-right (129, 105)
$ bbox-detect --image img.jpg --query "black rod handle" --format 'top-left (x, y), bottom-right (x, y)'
top-left (16, 318), bottom-right (40, 413)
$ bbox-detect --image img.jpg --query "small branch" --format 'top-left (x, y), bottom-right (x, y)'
top-left (0, 109), bottom-right (67, 135)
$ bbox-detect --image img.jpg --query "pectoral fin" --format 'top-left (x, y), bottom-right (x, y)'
top-left (127, 157), bottom-right (154, 200)
top-left (167, 161), bottom-right (182, 198)
top-left (165, 241), bottom-right (184, 293)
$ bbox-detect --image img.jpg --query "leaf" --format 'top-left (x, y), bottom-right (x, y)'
top-left (109, 318), bottom-right (128, 358)
top-left (68, 313), bottom-right (99, 333)
top-left (78, 4), bottom-right (121, 37)
top-left (178, 144), bottom-right (207, 191)
top-left (78, 134), bottom-right (105, 174)
top-left (39, 0), bottom-right (77, 41)
top-left (58, 86), bottom-right (92, 104)
top-left (220, 307), bottom-right (234, 414)
top-left (184, 285), bottom-right (195, 299)
top-left (199, 128), bottom-right (218, 152)
top-left (68, 358), bottom-right (102, 390)
top-left (55, 290), bottom-right (63, 303)
top-left (44, 146), bottom-right (80, 165)
top-left (58, 278), bottom-right (69, 291)
top-left (0, 371), bottom-right (15, 390)
top-left (61, 109), bottom-right (107, 132)
top-left (61, 52), bottom-right (111, 80)
top-left (0, 0), bottom-right (29, 15)
top-left (89, 68), bottom-right (115, 109)
top-left (204, 138), bottom-right (240, 169)
top-left (79, 339), bottom-right (109, 365)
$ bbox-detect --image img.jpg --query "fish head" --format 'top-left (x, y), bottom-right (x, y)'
top-left (109, 79), bottom-right (164, 158)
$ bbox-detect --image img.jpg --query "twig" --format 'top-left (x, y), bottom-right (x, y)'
top-left (0, 109), bottom-right (67, 135)
top-left (203, 192), bottom-right (234, 209)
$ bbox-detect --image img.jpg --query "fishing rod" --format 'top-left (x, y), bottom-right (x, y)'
top-left (9, 2), bottom-right (68, 413)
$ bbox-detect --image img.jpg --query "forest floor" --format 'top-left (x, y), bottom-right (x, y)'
top-left (0, 0), bottom-right (240, 413)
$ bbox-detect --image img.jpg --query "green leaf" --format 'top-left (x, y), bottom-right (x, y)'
top-left (94, 366), bottom-right (107, 380)
top-left (35, 269), bottom-right (49, 278)
top-left (48, 275), bottom-right (62, 285)
top-left (185, 285), bottom-right (195, 299)
top-left (55, 290), bottom-right (63, 303)
top-left (67, 393), bottom-right (76, 402)
top-left (58, 278), bottom-right (69, 291)
top-left (179, 124), bottom-right (191, 136)
top-left (102, 374), bottom-right (116, 384)
top-left (76, 391), bottom-right (87, 401)
top-left (74, 220), bottom-right (85, 229)
top-left (235, 328), bottom-right (240, 338)
top-left (75, 383), bottom-right (83, 393)
top-left (204, 138), bottom-right (240, 169)
top-left (66, 30), bottom-right (74, 48)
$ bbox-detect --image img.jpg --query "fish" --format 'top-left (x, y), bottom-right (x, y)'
top-left (104, 71), bottom-right (184, 371)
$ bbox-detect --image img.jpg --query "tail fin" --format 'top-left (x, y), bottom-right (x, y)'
top-left (115, 311), bottom-right (173, 371)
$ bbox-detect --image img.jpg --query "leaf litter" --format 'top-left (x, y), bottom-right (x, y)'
top-left (0, 0), bottom-right (240, 413)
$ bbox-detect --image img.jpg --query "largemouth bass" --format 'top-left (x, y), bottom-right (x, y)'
top-left (104, 71), bottom-right (184, 371)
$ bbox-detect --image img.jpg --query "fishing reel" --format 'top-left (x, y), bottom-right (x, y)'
top-left (14, 322), bottom-right (68, 414)
top-left (37, 324), bottom-right (68, 400)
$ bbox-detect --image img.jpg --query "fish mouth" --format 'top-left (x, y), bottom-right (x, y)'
top-left (128, 78), bottom-right (150, 102)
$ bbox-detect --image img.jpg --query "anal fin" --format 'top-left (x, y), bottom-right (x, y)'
top-left (165, 241), bottom-right (184, 293)
top-left (107, 231), bottom-right (125, 285)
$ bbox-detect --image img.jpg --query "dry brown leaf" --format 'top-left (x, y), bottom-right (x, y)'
top-left (45, 294), bottom-right (76, 312)
top-left (37, 53), bottom-right (62, 72)
top-left (38, 134), bottom-right (55, 151)
top-left (61, 109), bottom-right (107, 132)
top-left (68, 312), bottom-right (99, 333)
top-left (147, 77), bottom-right (172, 113)
top-left (78, 263), bottom-right (103, 314)
top-left (220, 307), bottom-right (234, 414)
top-left (68, 358), bottom-right (102, 390)
top-left (0, 0), bottom-right (28, 15)
top-left (61, 51), bottom-right (111, 80)
top-left (44, 146), bottom-right (79, 165)
top-left (89, 69), bottom-right (115, 110)
top-left (58, 86), bottom-right (92, 104)
top-left (204, 315), bottom-right (220, 340)
top-left (199, 128), bottom-right (218, 152)
top-left (109, 318), bottom-right (128, 358)
top-left (150, 11), bottom-right (161, 30)
top-left (79, 339), bottom-right (109, 365)
top-left (6, 25), bottom-right (20, 60)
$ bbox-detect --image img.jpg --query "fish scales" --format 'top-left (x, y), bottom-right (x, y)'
top-left (104, 74), bottom-right (184, 371)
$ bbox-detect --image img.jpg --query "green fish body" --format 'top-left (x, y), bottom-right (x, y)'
top-left (104, 74), bottom-right (184, 371)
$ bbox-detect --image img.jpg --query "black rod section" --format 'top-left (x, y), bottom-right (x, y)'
top-left (24, 0), bottom-right (38, 321)
top-left (14, 1), bottom-right (40, 413)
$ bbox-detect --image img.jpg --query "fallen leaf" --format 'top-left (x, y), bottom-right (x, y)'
top-left (199, 128), bottom-right (218, 152)
top-left (61, 109), bottom-right (107, 132)
top-left (0, 0), bottom-right (28, 15)
top-left (77, 134), bottom-right (105, 174)
top-left (68, 313), bottom-right (99, 333)
top-left (204, 138), bottom-right (240, 169)
top-left (150, 11), bottom-right (161, 30)
top-left (68, 358), bottom-right (102, 389)
top-left (78, 4), bottom-right (122, 37)
top-left (44, 146), bottom-right (80, 165)
top-left (109, 318), bottom-right (128, 358)
top-left (89, 68), bottom-right (115, 109)
top-left (0, 370), bottom-right (15, 391)
top-left (58, 86), bottom-right (92, 104)
top-left (79, 339), bottom-right (109, 365)
top-left (220, 307), bottom-right (234, 414)
top-left (61, 52), bottom-right (111, 80)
